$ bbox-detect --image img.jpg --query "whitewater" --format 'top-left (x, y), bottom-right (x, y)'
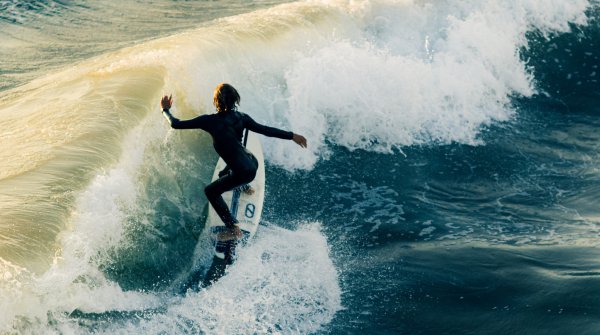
top-left (0, 0), bottom-right (598, 334)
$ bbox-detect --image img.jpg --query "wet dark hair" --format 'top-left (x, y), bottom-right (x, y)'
top-left (213, 83), bottom-right (240, 113)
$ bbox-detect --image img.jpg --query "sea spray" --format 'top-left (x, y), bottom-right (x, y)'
top-left (110, 224), bottom-right (341, 335)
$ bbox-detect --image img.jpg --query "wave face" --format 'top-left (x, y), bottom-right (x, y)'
top-left (0, 0), bottom-right (598, 334)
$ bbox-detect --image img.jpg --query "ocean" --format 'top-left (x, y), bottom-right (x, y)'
top-left (1, 0), bottom-right (599, 334)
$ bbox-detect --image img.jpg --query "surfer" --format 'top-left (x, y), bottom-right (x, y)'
top-left (161, 83), bottom-right (307, 240)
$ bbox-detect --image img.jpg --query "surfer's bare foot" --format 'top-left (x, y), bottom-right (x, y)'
top-left (217, 225), bottom-right (243, 241)
top-left (231, 225), bottom-right (243, 239)
top-left (237, 184), bottom-right (254, 195)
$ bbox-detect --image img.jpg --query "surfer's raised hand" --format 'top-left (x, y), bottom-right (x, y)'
top-left (292, 133), bottom-right (307, 148)
top-left (161, 95), bottom-right (173, 110)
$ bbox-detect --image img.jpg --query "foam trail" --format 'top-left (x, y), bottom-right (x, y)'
top-left (111, 224), bottom-right (341, 334)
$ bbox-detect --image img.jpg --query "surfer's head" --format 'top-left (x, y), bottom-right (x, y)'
top-left (213, 83), bottom-right (240, 113)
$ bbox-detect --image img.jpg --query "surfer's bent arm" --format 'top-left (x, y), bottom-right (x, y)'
top-left (242, 114), bottom-right (293, 140)
top-left (162, 109), bottom-right (208, 130)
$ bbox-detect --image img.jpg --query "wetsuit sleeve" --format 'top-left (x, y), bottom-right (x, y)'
top-left (162, 109), bottom-right (208, 130)
top-left (242, 113), bottom-right (293, 140)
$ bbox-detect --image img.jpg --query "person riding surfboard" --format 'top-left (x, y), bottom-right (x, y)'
top-left (161, 83), bottom-right (307, 246)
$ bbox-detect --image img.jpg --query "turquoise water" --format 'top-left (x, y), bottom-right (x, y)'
top-left (1, 0), bottom-right (599, 334)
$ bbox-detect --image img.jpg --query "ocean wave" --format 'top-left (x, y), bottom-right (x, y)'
top-left (143, 0), bottom-right (593, 170)
top-left (522, 5), bottom-right (600, 103)
top-left (0, 0), bottom-right (597, 332)
top-left (0, 0), bottom-right (594, 269)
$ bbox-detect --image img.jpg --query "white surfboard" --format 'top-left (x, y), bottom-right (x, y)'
top-left (206, 130), bottom-right (265, 259)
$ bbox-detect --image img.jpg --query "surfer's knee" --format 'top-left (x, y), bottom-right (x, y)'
top-left (204, 183), bottom-right (218, 199)
top-left (239, 168), bottom-right (256, 183)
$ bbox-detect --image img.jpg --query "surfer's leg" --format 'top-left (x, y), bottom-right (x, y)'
top-left (239, 154), bottom-right (258, 195)
top-left (218, 166), bottom-right (252, 196)
top-left (204, 168), bottom-right (256, 228)
top-left (218, 165), bottom-right (231, 178)
top-left (229, 154), bottom-right (258, 194)
top-left (205, 175), bottom-right (241, 228)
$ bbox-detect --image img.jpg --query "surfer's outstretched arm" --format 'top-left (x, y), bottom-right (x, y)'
top-left (161, 95), bottom-right (208, 130)
top-left (242, 113), bottom-right (307, 148)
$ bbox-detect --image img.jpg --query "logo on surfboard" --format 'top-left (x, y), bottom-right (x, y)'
top-left (245, 203), bottom-right (255, 218)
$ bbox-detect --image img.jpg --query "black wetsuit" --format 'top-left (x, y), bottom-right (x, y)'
top-left (162, 108), bottom-right (293, 228)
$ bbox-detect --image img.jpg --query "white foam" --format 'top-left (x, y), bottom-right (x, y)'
top-left (277, 0), bottom-right (589, 167)
top-left (56, 0), bottom-right (590, 171)
top-left (100, 223), bottom-right (342, 335)
top-left (154, 0), bottom-right (591, 170)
